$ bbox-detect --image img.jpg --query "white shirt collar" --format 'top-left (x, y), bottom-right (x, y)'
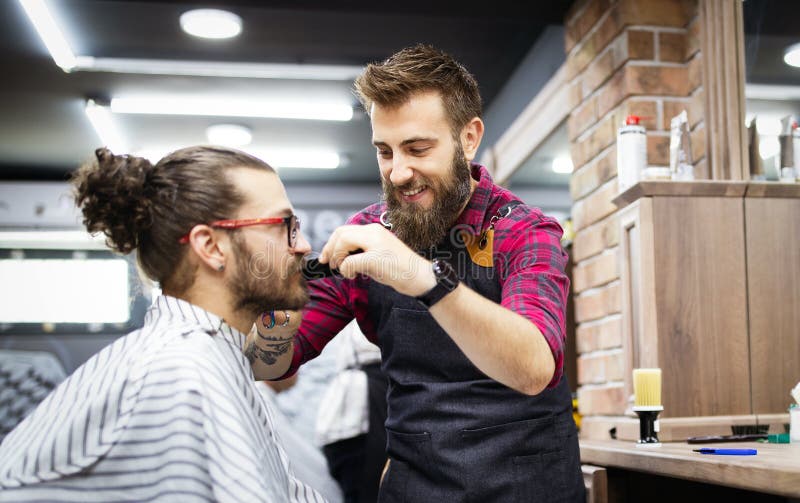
top-left (145, 295), bottom-right (247, 351)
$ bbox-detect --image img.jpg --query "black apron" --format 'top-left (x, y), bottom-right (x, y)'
top-left (371, 210), bottom-right (585, 502)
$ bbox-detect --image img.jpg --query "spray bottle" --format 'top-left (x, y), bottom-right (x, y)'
top-left (617, 115), bottom-right (647, 192)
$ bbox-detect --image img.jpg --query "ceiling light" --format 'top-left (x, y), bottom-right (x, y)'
top-left (552, 156), bottom-right (574, 174)
top-left (110, 97), bottom-right (353, 121)
top-left (135, 148), bottom-right (339, 170)
top-left (84, 100), bottom-right (127, 153)
top-left (251, 150), bottom-right (340, 170)
top-left (784, 43), bottom-right (800, 68)
top-left (746, 84), bottom-right (800, 101)
top-left (180, 9), bottom-right (242, 39)
top-left (18, 0), bottom-right (76, 70)
top-left (18, 1), bottom-right (361, 80)
top-left (71, 56), bottom-right (364, 80)
top-left (206, 124), bottom-right (252, 147)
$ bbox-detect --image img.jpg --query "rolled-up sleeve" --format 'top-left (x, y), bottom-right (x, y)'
top-left (495, 213), bottom-right (569, 388)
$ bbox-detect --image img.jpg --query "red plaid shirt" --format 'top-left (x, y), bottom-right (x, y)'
top-left (285, 164), bottom-right (570, 388)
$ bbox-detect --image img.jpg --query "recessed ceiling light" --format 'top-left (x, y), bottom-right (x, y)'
top-left (783, 42), bottom-right (800, 68)
top-left (180, 9), bottom-right (242, 39)
top-left (551, 156), bottom-right (574, 174)
top-left (84, 100), bottom-right (126, 153)
top-left (206, 124), bottom-right (252, 147)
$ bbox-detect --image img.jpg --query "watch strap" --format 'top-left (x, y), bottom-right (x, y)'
top-left (416, 259), bottom-right (459, 309)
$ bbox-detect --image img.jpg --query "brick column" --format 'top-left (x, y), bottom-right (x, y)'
top-left (564, 0), bottom-right (704, 431)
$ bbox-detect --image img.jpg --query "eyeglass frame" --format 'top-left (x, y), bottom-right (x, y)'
top-left (178, 214), bottom-right (300, 248)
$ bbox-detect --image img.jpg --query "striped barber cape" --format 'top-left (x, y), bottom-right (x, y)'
top-left (0, 296), bottom-right (325, 503)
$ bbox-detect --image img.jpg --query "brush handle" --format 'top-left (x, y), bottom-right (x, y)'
top-left (693, 448), bottom-right (757, 455)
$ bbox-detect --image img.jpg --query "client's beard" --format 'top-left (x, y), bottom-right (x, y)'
top-left (228, 233), bottom-right (309, 318)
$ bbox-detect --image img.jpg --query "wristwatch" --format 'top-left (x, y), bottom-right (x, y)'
top-left (415, 259), bottom-right (460, 309)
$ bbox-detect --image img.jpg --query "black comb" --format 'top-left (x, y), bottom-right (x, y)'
top-left (301, 256), bottom-right (339, 280)
top-left (301, 249), bottom-right (363, 281)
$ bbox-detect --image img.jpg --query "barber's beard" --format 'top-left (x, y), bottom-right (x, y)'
top-left (383, 147), bottom-right (473, 251)
top-left (227, 233), bottom-right (309, 318)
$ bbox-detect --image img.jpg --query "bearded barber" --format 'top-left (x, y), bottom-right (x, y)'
top-left (247, 44), bottom-right (585, 502)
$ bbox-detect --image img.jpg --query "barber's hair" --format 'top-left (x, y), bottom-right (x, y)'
top-left (354, 44), bottom-right (482, 137)
top-left (71, 146), bottom-right (274, 294)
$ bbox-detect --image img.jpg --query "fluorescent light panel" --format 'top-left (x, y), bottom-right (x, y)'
top-left (86, 101), bottom-right (341, 169)
top-left (20, 0), bottom-right (362, 81)
top-left (206, 124), bottom-right (252, 147)
top-left (252, 150), bottom-right (340, 170)
top-left (18, 0), bottom-right (76, 70)
top-left (0, 231), bottom-right (108, 250)
top-left (746, 84), bottom-right (800, 101)
top-left (111, 97), bottom-right (353, 121)
top-left (72, 56), bottom-right (364, 80)
top-left (136, 147), bottom-right (339, 170)
top-left (85, 100), bottom-right (127, 152)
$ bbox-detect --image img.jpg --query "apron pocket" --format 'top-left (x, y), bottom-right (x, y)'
top-left (378, 458), bottom-right (409, 503)
top-left (383, 429), bottom-right (444, 502)
top-left (385, 428), bottom-right (432, 464)
top-left (512, 433), bottom-right (584, 503)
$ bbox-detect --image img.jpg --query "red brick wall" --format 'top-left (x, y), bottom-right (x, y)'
top-left (565, 0), bottom-right (703, 418)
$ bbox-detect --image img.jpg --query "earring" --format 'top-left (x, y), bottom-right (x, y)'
top-left (217, 264), bottom-right (225, 272)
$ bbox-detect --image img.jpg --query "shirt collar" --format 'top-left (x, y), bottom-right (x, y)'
top-left (454, 163), bottom-right (495, 235)
top-left (144, 295), bottom-right (247, 351)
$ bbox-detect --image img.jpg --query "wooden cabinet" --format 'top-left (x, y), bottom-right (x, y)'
top-left (609, 181), bottom-right (798, 439)
top-left (745, 184), bottom-right (800, 415)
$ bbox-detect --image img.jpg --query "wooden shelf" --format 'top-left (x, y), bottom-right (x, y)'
top-left (580, 439), bottom-right (800, 498)
top-left (613, 180), bottom-right (800, 209)
top-left (612, 181), bottom-right (748, 209)
top-left (745, 182), bottom-right (800, 198)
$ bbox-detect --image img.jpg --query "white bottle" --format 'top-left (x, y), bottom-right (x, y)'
top-left (793, 122), bottom-right (800, 181)
top-left (617, 115), bottom-right (647, 192)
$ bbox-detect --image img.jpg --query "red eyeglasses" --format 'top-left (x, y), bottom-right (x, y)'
top-left (178, 214), bottom-right (300, 247)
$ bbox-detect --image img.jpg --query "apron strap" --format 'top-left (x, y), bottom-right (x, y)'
top-left (479, 200), bottom-right (523, 249)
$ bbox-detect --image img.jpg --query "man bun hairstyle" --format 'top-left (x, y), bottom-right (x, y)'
top-left (72, 146), bottom-right (274, 294)
top-left (354, 44), bottom-right (482, 138)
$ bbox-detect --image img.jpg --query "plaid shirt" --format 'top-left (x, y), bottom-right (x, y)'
top-left (287, 164), bottom-right (570, 388)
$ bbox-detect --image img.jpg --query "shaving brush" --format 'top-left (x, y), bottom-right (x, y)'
top-left (632, 368), bottom-right (663, 446)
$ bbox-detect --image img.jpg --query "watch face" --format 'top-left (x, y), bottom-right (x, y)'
top-left (432, 259), bottom-right (458, 289)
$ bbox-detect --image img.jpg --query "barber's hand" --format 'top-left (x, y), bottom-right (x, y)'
top-left (319, 223), bottom-right (435, 297)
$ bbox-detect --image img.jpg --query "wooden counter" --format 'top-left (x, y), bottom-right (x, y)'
top-left (580, 439), bottom-right (800, 498)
